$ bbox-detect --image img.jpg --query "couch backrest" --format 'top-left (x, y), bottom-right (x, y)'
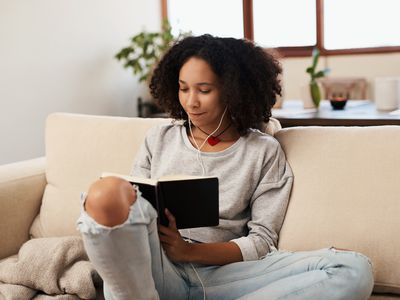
top-left (30, 113), bottom-right (282, 238)
top-left (30, 113), bottom-right (171, 238)
top-left (275, 126), bottom-right (400, 294)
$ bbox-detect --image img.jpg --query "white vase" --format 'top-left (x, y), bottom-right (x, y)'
top-left (300, 83), bottom-right (316, 109)
top-left (374, 77), bottom-right (400, 111)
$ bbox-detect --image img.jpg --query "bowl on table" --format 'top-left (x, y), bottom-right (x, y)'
top-left (330, 96), bottom-right (348, 110)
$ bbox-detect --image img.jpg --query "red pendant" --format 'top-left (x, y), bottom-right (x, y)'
top-left (207, 136), bottom-right (221, 146)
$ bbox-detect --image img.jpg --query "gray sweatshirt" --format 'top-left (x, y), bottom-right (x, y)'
top-left (130, 122), bottom-right (293, 261)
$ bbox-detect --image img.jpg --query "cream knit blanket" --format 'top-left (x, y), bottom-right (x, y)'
top-left (0, 236), bottom-right (101, 300)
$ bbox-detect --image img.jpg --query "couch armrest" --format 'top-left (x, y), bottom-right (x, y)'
top-left (0, 157), bottom-right (47, 259)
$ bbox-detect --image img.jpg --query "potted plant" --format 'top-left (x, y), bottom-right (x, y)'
top-left (115, 20), bottom-right (190, 117)
top-left (306, 48), bottom-right (330, 108)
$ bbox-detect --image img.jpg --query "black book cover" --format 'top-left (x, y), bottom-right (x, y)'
top-left (101, 173), bottom-right (219, 229)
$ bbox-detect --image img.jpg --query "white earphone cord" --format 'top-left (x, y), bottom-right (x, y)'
top-left (187, 106), bottom-right (228, 300)
top-left (188, 106), bottom-right (228, 176)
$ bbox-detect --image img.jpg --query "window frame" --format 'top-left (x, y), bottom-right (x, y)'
top-left (161, 0), bottom-right (400, 57)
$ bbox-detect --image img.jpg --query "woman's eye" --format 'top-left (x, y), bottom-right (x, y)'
top-left (200, 90), bottom-right (211, 94)
top-left (179, 88), bottom-right (188, 92)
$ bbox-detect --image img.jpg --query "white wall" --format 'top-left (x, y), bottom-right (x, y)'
top-left (0, 0), bottom-right (160, 164)
top-left (281, 52), bottom-right (400, 100)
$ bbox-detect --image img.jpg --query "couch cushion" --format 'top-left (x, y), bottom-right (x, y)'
top-left (275, 126), bottom-right (400, 294)
top-left (30, 113), bottom-right (171, 238)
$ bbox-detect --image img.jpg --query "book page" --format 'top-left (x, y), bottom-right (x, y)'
top-left (101, 172), bottom-right (217, 184)
top-left (101, 172), bottom-right (157, 186)
top-left (158, 174), bottom-right (216, 182)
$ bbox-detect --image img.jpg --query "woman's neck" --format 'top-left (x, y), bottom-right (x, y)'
top-left (189, 122), bottom-right (240, 146)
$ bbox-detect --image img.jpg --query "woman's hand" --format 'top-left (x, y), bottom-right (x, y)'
top-left (158, 209), bottom-right (192, 263)
top-left (158, 209), bottom-right (243, 265)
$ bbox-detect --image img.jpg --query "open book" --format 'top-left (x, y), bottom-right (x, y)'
top-left (101, 172), bottom-right (219, 229)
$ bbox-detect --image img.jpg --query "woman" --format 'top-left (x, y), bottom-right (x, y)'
top-left (77, 35), bottom-right (373, 300)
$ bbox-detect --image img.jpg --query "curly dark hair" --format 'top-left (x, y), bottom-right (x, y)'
top-left (149, 34), bottom-right (282, 135)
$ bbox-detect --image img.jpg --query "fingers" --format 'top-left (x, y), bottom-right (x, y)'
top-left (164, 208), bottom-right (177, 229)
top-left (158, 233), bottom-right (173, 245)
top-left (158, 224), bottom-right (180, 246)
top-left (158, 209), bottom-right (179, 247)
top-left (158, 224), bottom-right (176, 236)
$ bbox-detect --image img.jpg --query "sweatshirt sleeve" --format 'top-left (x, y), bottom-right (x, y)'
top-left (129, 125), bottom-right (160, 179)
top-left (231, 142), bottom-right (293, 261)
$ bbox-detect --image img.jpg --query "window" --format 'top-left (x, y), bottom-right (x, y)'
top-left (167, 0), bottom-right (243, 38)
top-left (253, 0), bottom-right (316, 48)
top-left (162, 0), bottom-right (400, 57)
top-left (324, 0), bottom-right (400, 50)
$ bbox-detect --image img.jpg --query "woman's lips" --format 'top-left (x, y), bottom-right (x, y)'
top-left (188, 112), bottom-right (205, 119)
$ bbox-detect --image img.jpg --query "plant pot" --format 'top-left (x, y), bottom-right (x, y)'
top-left (310, 81), bottom-right (321, 108)
top-left (300, 84), bottom-right (316, 109)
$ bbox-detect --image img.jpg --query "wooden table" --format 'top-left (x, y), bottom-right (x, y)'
top-left (272, 100), bottom-right (400, 127)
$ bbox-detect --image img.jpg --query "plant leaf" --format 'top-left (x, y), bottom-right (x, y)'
top-left (115, 18), bottom-right (192, 84)
top-left (314, 70), bottom-right (326, 78)
top-left (312, 48), bottom-right (320, 70)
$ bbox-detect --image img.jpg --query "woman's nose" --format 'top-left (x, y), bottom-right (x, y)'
top-left (186, 91), bottom-right (200, 108)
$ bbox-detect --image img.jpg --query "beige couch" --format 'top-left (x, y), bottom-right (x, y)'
top-left (1, 112), bottom-right (399, 299)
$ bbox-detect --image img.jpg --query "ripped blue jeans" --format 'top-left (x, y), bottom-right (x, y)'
top-left (76, 190), bottom-right (374, 300)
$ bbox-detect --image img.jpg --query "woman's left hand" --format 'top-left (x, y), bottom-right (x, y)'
top-left (158, 209), bottom-right (192, 263)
